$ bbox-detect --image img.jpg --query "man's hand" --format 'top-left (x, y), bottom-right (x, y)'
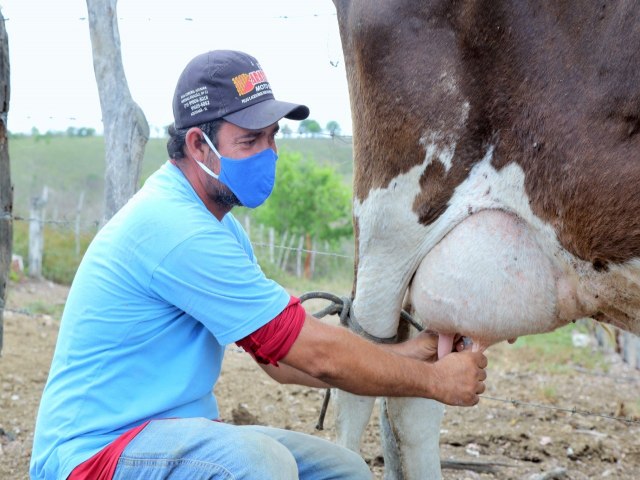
top-left (428, 350), bottom-right (487, 406)
top-left (387, 330), bottom-right (438, 362)
top-left (389, 331), bottom-right (466, 362)
top-left (283, 314), bottom-right (487, 402)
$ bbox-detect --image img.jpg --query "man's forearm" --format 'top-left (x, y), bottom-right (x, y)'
top-left (282, 315), bottom-right (440, 398)
top-left (281, 314), bottom-right (487, 406)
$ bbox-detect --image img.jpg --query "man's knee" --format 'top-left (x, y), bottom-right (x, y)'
top-left (235, 429), bottom-right (298, 479)
top-left (119, 418), bottom-right (298, 479)
top-left (333, 447), bottom-right (372, 479)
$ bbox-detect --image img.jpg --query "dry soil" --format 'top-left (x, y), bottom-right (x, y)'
top-left (1, 279), bottom-right (639, 479)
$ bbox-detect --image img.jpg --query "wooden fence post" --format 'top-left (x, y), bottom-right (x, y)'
top-left (303, 234), bottom-right (312, 279)
top-left (280, 233), bottom-right (296, 271)
top-left (75, 191), bottom-right (85, 257)
top-left (28, 186), bottom-right (48, 279)
top-left (295, 235), bottom-right (304, 278)
top-left (268, 227), bottom-right (275, 263)
top-left (310, 238), bottom-right (317, 278)
top-left (620, 331), bottom-right (640, 370)
top-left (0, 9), bottom-right (10, 355)
top-left (277, 230), bottom-right (289, 269)
top-left (584, 320), bottom-right (640, 371)
top-left (244, 216), bottom-right (251, 238)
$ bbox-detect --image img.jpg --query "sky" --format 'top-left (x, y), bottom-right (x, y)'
top-left (0, 0), bottom-right (351, 136)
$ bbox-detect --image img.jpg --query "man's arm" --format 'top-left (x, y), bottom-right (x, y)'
top-left (258, 362), bottom-right (331, 388)
top-left (258, 329), bottom-right (454, 389)
top-left (280, 313), bottom-right (487, 407)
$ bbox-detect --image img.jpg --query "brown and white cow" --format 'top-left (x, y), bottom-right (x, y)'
top-left (332, 1), bottom-right (640, 478)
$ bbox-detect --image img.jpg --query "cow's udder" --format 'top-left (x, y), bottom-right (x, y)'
top-left (410, 210), bottom-right (577, 349)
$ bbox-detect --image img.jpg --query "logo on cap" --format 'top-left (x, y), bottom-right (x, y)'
top-left (232, 69), bottom-right (268, 96)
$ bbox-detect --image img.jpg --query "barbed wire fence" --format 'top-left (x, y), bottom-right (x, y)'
top-left (2, 204), bottom-right (640, 429)
top-left (6, 203), bottom-right (355, 281)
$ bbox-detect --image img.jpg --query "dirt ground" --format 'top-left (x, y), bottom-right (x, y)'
top-left (1, 278), bottom-right (639, 479)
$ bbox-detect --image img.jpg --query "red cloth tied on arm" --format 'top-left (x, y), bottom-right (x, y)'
top-left (236, 296), bottom-right (306, 366)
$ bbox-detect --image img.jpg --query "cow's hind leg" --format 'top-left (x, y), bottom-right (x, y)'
top-left (382, 397), bottom-right (445, 480)
top-left (379, 320), bottom-right (445, 479)
top-left (334, 389), bottom-right (377, 454)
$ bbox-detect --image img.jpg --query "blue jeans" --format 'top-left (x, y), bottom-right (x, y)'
top-left (112, 417), bottom-right (372, 479)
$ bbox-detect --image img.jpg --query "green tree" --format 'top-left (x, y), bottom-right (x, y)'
top-left (298, 119), bottom-right (310, 136)
top-left (65, 126), bottom-right (96, 137)
top-left (306, 119), bottom-right (322, 137)
top-left (280, 124), bottom-right (293, 138)
top-left (326, 120), bottom-right (341, 137)
top-left (298, 119), bottom-right (322, 137)
top-left (254, 150), bottom-right (352, 244)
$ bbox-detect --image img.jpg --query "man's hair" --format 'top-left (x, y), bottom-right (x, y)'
top-left (166, 118), bottom-right (225, 160)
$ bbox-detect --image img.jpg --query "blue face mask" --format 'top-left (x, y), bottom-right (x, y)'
top-left (196, 132), bottom-right (277, 208)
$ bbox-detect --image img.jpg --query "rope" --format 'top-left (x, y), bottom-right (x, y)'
top-left (299, 291), bottom-right (404, 344)
top-left (299, 291), bottom-right (345, 430)
top-left (299, 291), bottom-right (422, 430)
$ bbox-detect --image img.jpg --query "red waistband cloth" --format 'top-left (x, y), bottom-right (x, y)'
top-left (67, 421), bottom-right (149, 480)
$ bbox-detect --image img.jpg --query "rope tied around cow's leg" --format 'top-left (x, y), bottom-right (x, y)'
top-left (299, 291), bottom-right (350, 430)
top-left (299, 291), bottom-right (424, 430)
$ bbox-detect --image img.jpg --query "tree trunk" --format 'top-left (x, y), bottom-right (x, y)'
top-left (86, 0), bottom-right (149, 223)
top-left (0, 11), bottom-right (10, 355)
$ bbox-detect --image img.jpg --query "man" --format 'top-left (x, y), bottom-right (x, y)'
top-left (31, 50), bottom-right (487, 480)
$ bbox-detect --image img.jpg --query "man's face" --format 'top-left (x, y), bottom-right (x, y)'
top-left (215, 121), bottom-right (280, 160)
top-left (202, 121), bottom-right (280, 208)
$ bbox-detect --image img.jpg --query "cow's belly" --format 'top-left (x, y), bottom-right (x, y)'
top-left (409, 209), bottom-right (581, 350)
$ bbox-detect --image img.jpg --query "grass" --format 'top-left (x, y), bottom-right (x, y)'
top-left (11, 208), bottom-right (354, 289)
top-left (509, 322), bottom-right (609, 374)
top-left (9, 134), bottom-right (354, 221)
top-left (539, 385), bottom-right (558, 401)
top-left (12, 219), bottom-right (97, 285)
top-left (23, 301), bottom-right (65, 319)
top-left (8, 133), bottom-right (355, 286)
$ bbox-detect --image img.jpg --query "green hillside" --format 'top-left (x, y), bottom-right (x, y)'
top-left (8, 134), bottom-right (353, 224)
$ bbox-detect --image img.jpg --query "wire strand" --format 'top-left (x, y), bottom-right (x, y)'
top-left (480, 395), bottom-right (640, 425)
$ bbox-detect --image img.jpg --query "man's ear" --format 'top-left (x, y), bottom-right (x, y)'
top-left (184, 128), bottom-right (208, 161)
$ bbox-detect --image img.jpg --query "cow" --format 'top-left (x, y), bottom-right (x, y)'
top-left (331, 1), bottom-right (640, 478)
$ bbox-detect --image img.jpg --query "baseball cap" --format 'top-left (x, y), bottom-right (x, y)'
top-left (172, 50), bottom-right (310, 130)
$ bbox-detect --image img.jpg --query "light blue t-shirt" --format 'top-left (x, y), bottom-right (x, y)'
top-left (30, 162), bottom-right (290, 480)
